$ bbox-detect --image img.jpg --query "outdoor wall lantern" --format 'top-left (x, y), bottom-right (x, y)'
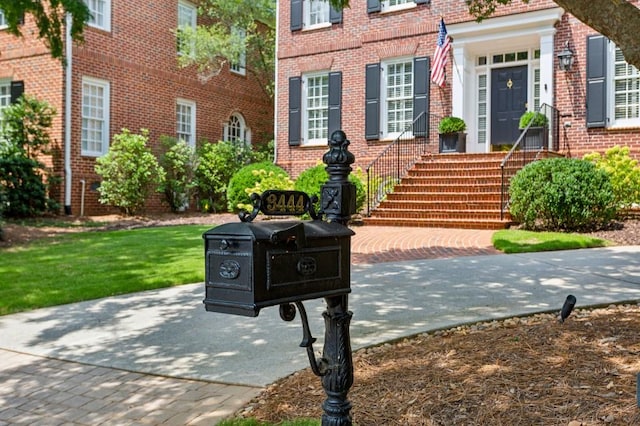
top-left (557, 41), bottom-right (575, 72)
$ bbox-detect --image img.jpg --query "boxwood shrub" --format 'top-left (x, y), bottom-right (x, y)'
top-left (294, 164), bottom-right (366, 214)
top-left (227, 162), bottom-right (289, 212)
top-left (509, 157), bottom-right (616, 231)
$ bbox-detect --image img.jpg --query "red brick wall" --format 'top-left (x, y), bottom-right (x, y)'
top-left (276, 1), bottom-right (640, 177)
top-left (2, 1), bottom-right (274, 216)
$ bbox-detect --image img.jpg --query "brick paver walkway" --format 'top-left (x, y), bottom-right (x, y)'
top-left (0, 226), bottom-right (498, 425)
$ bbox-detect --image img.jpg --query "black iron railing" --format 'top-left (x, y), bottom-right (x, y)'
top-left (365, 112), bottom-right (440, 215)
top-left (500, 103), bottom-right (561, 219)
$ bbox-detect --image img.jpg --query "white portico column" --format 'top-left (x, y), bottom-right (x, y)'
top-left (539, 31), bottom-right (556, 108)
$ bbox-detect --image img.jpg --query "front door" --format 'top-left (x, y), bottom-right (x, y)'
top-left (491, 66), bottom-right (527, 145)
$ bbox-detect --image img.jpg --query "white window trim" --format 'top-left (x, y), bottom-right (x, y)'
top-left (0, 10), bottom-right (7, 29)
top-left (302, 71), bottom-right (330, 146)
top-left (302, 0), bottom-right (331, 31)
top-left (176, 98), bottom-right (196, 146)
top-left (380, 57), bottom-right (414, 140)
top-left (230, 27), bottom-right (247, 76)
top-left (85, 0), bottom-right (111, 32)
top-left (81, 76), bottom-right (110, 157)
top-left (177, 0), bottom-right (197, 57)
top-left (223, 113), bottom-right (251, 144)
top-left (607, 43), bottom-right (640, 129)
top-left (381, 0), bottom-right (416, 14)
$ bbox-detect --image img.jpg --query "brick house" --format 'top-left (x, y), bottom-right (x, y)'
top-left (275, 0), bottom-right (640, 227)
top-left (0, 0), bottom-right (273, 216)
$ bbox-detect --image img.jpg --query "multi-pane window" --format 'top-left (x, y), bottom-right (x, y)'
top-left (177, 0), bottom-right (197, 56)
top-left (382, 0), bottom-right (414, 12)
top-left (84, 0), bottom-right (111, 31)
top-left (224, 113), bottom-right (250, 144)
top-left (304, 73), bottom-right (329, 144)
top-left (304, 0), bottom-right (330, 28)
top-left (0, 10), bottom-right (6, 28)
top-left (384, 60), bottom-right (413, 136)
top-left (477, 74), bottom-right (487, 144)
top-left (81, 77), bottom-right (110, 156)
top-left (0, 81), bottom-right (10, 131)
top-left (613, 46), bottom-right (640, 123)
top-left (230, 27), bottom-right (246, 75)
top-left (176, 99), bottom-right (196, 145)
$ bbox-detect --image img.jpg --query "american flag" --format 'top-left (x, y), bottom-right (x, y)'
top-left (430, 18), bottom-right (451, 87)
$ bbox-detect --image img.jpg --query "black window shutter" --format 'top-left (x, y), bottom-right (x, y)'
top-left (413, 57), bottom-right (430, 137)
top-left (330, 6), bottom-right (343, 24)
top-left (367, 0), bottom-right (381, 14)
top-left (289, 77), bottom-right (302, 146)
top-left (365, 63), bottom-right (380, 140)
top-left (586, 35), bottom-right (607, 128)
top-left (18, 14), bottom-right (25, 25)
top-left (10, 81), bottom-right (24, 104)
top-left (328, 72), bottom-right (342, 138)
top-left (291, 0), bottom-right (303, 31)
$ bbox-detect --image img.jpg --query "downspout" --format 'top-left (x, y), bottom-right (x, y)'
top-left (64, 12), bottom-right (73, 215)
top-left (272, 1), bottom-right (279, 164)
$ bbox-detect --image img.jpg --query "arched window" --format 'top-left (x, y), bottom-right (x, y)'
top-left (224, 113), bottom-right (251, 144)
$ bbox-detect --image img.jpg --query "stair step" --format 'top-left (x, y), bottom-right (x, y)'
top-left (400, 176), bottom-right (502, 185)
top-left (378, 200), bottom-right (500, 210)
top-left (372, 209), bottom-right (504, 221)
top-left (386, 193), bottom-right (502, 202)
top-left (394, 183), bottom-right (502, 193)
top-left (363, 217), bottom-right (510, 230)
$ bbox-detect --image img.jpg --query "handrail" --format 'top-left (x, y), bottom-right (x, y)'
top-left (500, 103), bottom-right (561, 219)
top-left (365, 112), bottom-right (439, 215)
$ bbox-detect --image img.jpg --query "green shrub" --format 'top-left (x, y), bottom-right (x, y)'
top-left (509, 157), bottom-right (616, 231)
top-left (294, 164), bottom-right (366, 214)
top-left (518, 111), bottom-right (548, 129)
top-left (227, 162), bottom-right (287, 212)
top-left (583, 145), bottom-right (640, 212)
top-left (237, 169), bottom-right (295, 212)
top-left (158, 136), bottom-right (198, 212)
top-left (95, 129), bottom-right (165, 215)
top-left (438, 116), bottom-right (466, 134)
top-left (194, 141), bottom-right (254, 213)
top-left (252, 139), bottom-right (275, 163)
top-left (0, 95), bottom-right (58, 217)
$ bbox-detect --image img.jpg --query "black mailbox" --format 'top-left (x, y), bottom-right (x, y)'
top-left (203, 219), bottom-right (354, 317)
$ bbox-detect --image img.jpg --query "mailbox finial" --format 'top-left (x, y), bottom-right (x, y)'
top-left (321, 130), bottom-right (356, 224)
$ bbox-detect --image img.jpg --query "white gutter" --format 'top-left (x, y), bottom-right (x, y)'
top-left (64, 13), bottom-right (73, 215)
top-left (272, 0), bottom-right (279, 164)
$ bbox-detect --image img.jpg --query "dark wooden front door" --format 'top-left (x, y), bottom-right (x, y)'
top-left (491, 66), bottom-right (527, 145)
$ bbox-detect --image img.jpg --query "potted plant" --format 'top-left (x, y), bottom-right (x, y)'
top-left (518, 111), bottom-right (549, 150)
top-left (438, 116), bottom-right (467, 153)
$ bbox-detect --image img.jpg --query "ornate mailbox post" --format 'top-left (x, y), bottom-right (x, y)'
top-left (203, 130), bottom-right (356, 425)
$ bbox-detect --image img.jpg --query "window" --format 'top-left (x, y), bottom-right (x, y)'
top-left (224, 113), bottom-right (251, 144)
top-left (383, 59), bottom-right (413, 137)
top-left (176, 99), bottom-right (196, 145)
top-left (304, 73), bottom-right (329, 144)
top-left (304, 0), bottom-right (330, 28)
top-left (0, 10), bottom-right (6, 28)
top-left (84, 0), bottom-right (111, 31)
top-left (290, 0), bottom-right (342, 31)
top-left (586, 35), bottom-right (640, 128)
top-left (177, 0), bottom-right (197, 56)
top-left (477, 74), bottom-right (487, 144)
top-left (365, 57), bottom-right (429, 141)
top-left (230, 27), bottom-right (246, 76)
top-left (0, 81), bottom-right (11, 130)
top-left (288, 72), bottom-right (342, 146)
top-left (81, 77), bottom-right (110, 156)
top-left (367, 0), bottom-right (429, 14)
top-left (613, 46), bottom-right (640, 124)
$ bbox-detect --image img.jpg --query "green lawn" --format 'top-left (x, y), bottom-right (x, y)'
top-left (0, 224), bottom-right (211, 316)
top-left (492, 229), bottom-right (610, 253)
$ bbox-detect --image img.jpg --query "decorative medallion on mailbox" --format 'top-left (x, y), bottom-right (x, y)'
top-left (297, 256), bottom-right (317, 276)
top-left (219, 260), bottom-right (241, 279)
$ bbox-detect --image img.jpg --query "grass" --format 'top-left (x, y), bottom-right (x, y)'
top-left (0, 224), bottom-right (211, 316)
top-left (492, 229), bottom-right (609, 253)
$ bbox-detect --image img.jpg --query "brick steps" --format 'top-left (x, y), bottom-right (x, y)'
top-left (364, 153), bottom-right (512, 229)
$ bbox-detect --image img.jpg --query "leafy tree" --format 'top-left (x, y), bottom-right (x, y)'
top-left (158, 136), bottom-right (198, 212)
top-left (94, 129), bottom-right (165, 216)
top-left (0, 0), bottom-right (90, 60)
top-left (176, 0), bottom-right (276, 101)
top-left (329, 0), bottom-right (640, 70)
top-left (0, 95), bottom-right (58, 218)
